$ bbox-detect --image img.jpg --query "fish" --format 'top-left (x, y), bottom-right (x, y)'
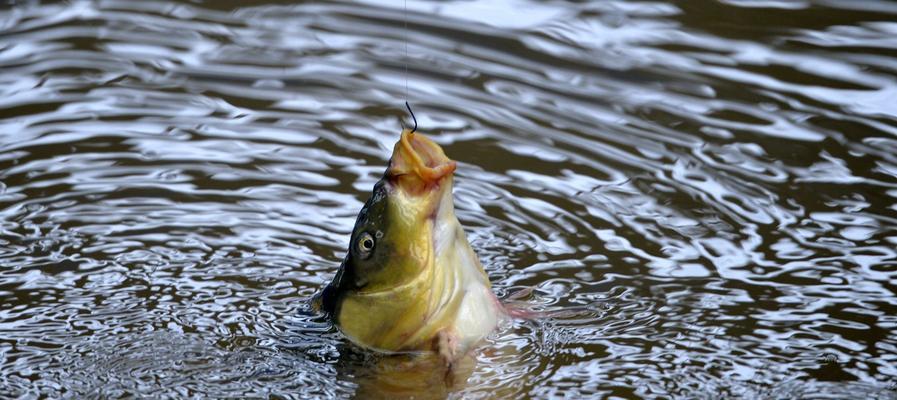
top-left (319, 129), bottom-right (504, 365)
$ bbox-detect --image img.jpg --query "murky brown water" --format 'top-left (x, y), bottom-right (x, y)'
top-left (2, 0), bottom-right (897, 398)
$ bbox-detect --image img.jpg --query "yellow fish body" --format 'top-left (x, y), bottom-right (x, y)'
top-left (321, 130), bottom-right (503, 360)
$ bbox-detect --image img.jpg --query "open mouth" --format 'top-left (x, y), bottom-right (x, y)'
top-left (387, 130), bottom-right (457, 187)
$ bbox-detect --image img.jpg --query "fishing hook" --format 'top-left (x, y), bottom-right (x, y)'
top-left (405, 101), bottom-right (417, 134)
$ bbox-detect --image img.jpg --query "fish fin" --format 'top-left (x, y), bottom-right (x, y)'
top-left (503, 300), bottom-right (606, 320)
top-left (501, 286), bottom-right (607, 319)
top-left (433, 329), bottom-right (460, 386)
top-left (503, 305), bottom-right (587, 319)
top-left (309, 292), bottom-right (323, 313)
top-left (433, 329), bottom-right (458, 367)
top-left (505, 286), bottom-right (535, 301)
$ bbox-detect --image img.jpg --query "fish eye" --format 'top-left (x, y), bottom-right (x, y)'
top-left (357, 232), bottom-right (375, 257)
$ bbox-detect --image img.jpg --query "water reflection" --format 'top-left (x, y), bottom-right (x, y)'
top-left (2, 0), bottom-right (897, 398)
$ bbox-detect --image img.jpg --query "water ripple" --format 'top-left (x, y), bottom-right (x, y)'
top-left (2, 0), bottom-right (897, 398)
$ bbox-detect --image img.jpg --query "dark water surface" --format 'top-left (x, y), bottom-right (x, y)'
top-left (2, 0), bottom-right (897, 398)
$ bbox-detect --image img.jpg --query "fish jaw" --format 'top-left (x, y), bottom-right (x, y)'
top-left (387, 130), bottom-right (457, 197)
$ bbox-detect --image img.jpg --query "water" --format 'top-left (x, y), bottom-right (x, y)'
top-left (2, 0), bottom-right (897, 398)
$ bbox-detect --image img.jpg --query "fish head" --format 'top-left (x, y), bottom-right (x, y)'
top-left (322, 129), bottom-right (456, 312)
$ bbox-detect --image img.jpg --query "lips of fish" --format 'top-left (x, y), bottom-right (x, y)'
top-left (320, 130), bottom-right (503, 356)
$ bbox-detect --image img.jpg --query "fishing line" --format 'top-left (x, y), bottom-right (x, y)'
top-left (403, 0), bottom-right (416, 133)
top-left (404, 0), bottom-right (408, 102)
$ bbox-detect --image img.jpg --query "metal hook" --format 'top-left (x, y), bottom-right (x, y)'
top-left (405, 101), bottom-right (417, 134)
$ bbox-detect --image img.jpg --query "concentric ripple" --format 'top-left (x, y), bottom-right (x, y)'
top-left (1, 0), bottom-right (897, 398)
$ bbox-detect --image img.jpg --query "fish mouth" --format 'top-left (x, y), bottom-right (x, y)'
top-left (387, 130), bottom-right (457, 193)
